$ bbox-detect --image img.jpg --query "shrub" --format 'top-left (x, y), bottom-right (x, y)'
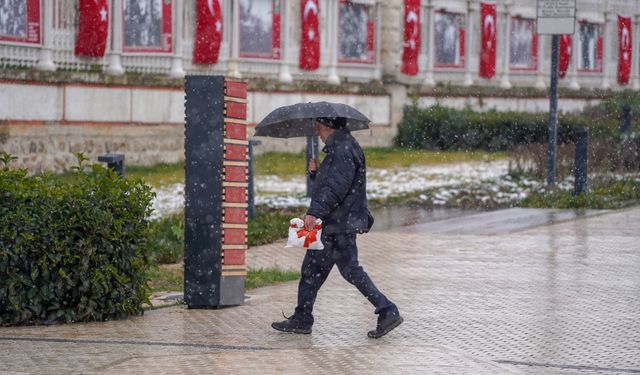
top-left (395, 104), bottom-right (618, 151)
top-left (0, 157), bottom-right (155, 325)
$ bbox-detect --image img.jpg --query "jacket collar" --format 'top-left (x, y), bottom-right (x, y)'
top-left (322, 128), bottom-right (349, 154)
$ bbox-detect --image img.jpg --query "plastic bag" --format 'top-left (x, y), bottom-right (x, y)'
top-left (285, 218), bottom-right (324, 250)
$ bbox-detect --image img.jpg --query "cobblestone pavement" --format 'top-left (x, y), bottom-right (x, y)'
top-left (1, 208), bottom-right (639, 374)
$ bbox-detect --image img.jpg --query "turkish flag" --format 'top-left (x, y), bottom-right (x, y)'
top-left (300, 0), bottom-right (320, 70)
top-left (75, 0), bottom-right (109, 57)
top-left (559, 34), bottom-right (572, 79)
top-left (401, 0), bottom-right (420, 76)
top-left (618, 16), bottom-right (632, 85)
top-left (479, 2), bottom-right (496, 79)
top-left (193, 0), bottom-right (223, 64)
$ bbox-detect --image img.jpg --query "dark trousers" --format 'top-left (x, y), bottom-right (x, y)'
top-left (294, 232), bottom-right (397, 326)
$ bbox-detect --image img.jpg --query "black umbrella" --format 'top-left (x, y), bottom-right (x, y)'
top-left (254, 101), bottom-right (370, 138)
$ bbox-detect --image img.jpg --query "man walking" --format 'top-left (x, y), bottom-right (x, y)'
top-left (271, 117), bottom-right (402, 339)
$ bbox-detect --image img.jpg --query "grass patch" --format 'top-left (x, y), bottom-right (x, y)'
top-left (125, 149), bottom-right (506, 187)
top-left (245, 268), bottom-right (301, 290)
top-left (147, 265), bottom-right (299, 294)
top-left (126, 162), bottom-right (184, 187)
top-left (364, 148), bottom-right (505, 169)
top-left (519, 178), bottom-right (640, 209)
top-left (147, 206), bottom-right (305, 264)
top-left (147, 212), bottom-right (184, 264)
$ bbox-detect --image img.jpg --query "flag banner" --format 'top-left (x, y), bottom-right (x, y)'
top-left (300, 0), bottom-right (320, 70)
top-left (123, 0), bottom-right (172, 53)
top-left (75, 0), bottom-right (109, 57)
top-left (401, 0), bottom-right (420, 76)
top-left (193, 0), bottom-right (223, 64)
top-left (618, 15), bottom-right (632, 85)
top-left (0, 0), bottom-right (40, 44)
top-left (479, 2), bottom-right (496, 78)
top-left (559, 34), bottom-right (572, 79)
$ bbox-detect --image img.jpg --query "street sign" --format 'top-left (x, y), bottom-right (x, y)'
top-left (536, 0), bottom-right (576, 35)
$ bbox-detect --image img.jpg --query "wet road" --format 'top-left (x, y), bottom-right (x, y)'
top-left (1, 207), bottom-right (639, 374)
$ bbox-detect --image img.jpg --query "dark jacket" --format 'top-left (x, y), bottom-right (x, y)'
top-left (307, 129), bottom-right (372, 235)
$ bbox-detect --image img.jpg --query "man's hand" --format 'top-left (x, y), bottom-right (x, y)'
top-left (304, 214), bottom-right (317, 231)
top-left (308, 158), bottom-right (319, 173)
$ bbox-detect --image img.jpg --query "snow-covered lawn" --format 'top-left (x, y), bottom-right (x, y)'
top-left (151, 159), bottom-right (554, 219)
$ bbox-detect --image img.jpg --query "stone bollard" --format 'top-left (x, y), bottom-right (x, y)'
top-left (98, 153), bottom-right (125, 177)
top-left (573, 127), bottom-right (589, 195)
top-left (620, 104), bottom-right (632, 134)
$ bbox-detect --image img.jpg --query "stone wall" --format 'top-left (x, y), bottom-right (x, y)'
top-left (0, 79), bottom-right (604, 173)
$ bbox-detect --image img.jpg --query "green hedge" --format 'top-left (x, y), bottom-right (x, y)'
top-left (395, 104), bottom-right (618, 151)
top-left (0, 159), bottom-right (154, 325)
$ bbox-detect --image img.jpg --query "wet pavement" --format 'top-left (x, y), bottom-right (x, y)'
top-left (2, 207), bottom-right (640, 374)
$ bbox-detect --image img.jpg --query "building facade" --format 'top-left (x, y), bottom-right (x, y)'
top-left (0, 0), bottom-right (638, 171)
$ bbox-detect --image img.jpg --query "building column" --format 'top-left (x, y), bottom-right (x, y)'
top-left (170, 0), bottom-right (185, 78)
top-left (568, 19), bottom-right (580, 90)
top-left (105, 0), bottom-right (124, 75)
top-left (535, 34), bottom-right (546, 89)
top-left (632, 14), bottom-right (640, 90)
top-left (373, 0), bottom-right (382, 80)
top-left (35, 0), bottom-right (56, 71)
top-left (462, 0), bottom-right (475, 86)
top-left (423, 0), bottom-right (435, 86)
top-left (327, 0), bottom-right (340, 84)
top-left (499, 0), bottom-right (512, 89)
top-left (227, 0), bottom-right (242, 78)
top-left (278, 0), bottom-right (293, 82)
top-left (601, 12), bottom-right (612, 90)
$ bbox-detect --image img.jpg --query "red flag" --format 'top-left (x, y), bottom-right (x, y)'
top-left (300, 0), bottom-right (320, 70)
top-left (401, 0), bottom-right (421, 76)
top-left (479, 2), bottom-right (496, 79)
top-left (74, 0), bottom-right (109, 57)
top-left (618, 16), bottom-right (632, 85)
top-left (193, 0), bottom-right (223, 64)
top-left (559, 34), bottom-right (572, 79)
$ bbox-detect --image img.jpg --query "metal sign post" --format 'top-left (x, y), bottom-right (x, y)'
top-left (537, 0), bottom-right (576, 186)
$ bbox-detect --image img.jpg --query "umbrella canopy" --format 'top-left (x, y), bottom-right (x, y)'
top-left (254, 101), bottom-right (371, 138)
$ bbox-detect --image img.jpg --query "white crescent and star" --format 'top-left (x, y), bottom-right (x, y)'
top-left (621, 24), bottom-right (630, 62)
top-left (484, 14), bottom-right (495, 49)
top-left (304, 0), bottom-right (318, 19)
top-left (405, 10), bottom-right (418, 50)
top-left (303, 0), bottom-right (318, 41)
top-left (100, 6), bottom-right (107, 22)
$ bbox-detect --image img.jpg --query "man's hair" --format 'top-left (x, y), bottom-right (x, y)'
top-left (316, 117), bottom-right (346, 129)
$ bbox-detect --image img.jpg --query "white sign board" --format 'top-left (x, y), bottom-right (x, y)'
top-left (536, 0), bottom-right (576, 34)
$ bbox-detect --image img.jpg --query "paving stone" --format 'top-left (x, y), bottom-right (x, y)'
top-left (1, 208), bottom-right (639, 374)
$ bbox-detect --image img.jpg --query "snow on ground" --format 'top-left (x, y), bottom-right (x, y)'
top-left (151, 160), bottom-right (515, 219)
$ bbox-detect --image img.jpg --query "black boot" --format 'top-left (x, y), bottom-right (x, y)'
top-left (367, 310), bottom-right (403, 339)
top-left (271, 314), bottom-right (312, 334)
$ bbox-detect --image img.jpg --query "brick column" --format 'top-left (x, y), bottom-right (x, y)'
top-left (221, 81), bottom-right (249, 279)
top-left (184, 76), bottom-right (248, 308)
